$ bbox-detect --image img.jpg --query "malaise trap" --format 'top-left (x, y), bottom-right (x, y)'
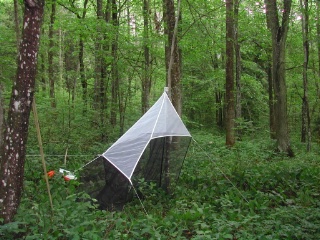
top-left (78, 91), bottom-right (192, 210)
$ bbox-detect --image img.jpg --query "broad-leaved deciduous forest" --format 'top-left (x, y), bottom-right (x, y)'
top-left (1, 0), bottom-right (320, 238)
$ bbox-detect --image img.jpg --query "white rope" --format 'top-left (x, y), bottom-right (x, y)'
top-left (131, 182), bottom-right (149, 216)
top-left (26, 154), bottom-right (94, 157)
top-left (191, 138), bottom-right (249, 203)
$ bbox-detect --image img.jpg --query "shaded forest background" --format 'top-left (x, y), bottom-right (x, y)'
top-left (1, 0), bottom-right (320, 238)
top-left (1, 0), bottom-right (319, 154)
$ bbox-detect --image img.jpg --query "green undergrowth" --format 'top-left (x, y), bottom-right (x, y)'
top-left (1, 132), bottom-right (320, 239)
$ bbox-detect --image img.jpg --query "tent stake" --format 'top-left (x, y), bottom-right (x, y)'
top-left (32, 98), bottom-right (54, 212)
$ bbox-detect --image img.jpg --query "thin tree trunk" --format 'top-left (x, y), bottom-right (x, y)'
top-left (93, 0), bottom-right (110, 141)
top-left (163, 0), bottom-right (181, 194)
top-left (40, 51), bottom-right (47, 91)
top-left (79, 0), bottom-right (89, 111)
top-left (59, 29), bottom-right (63, 84)
top-left (0, 0), bottom-right (44, 223)
top-left (212, 53), bottom-right (224, 129)
top-left (142, 0), bottom-right (151, 114)
top-left (49, 0), bottom-right (56, 108)
top-left (317, 0), bottom-right (320, 141)
top-left (318, 0), bottom-right (320, 77)
top-left (234, 0), bottom-right (242, 139)
top-left (225, 0), bottom-right (235, 147)
top-left (215, 91), bottom-right (224, 128)
top-left (79, 38), bottom-right (87, 107)
top-left (300, 0), bottom-right (311, 151)
top-left (165, 0), bottom-right (182, 116)
top-left (267, 63), bottom-right (276, 139)
top-left (0, 85), bottom-right (4, 157)
top-left (110, 0), bottom-right (119, 127)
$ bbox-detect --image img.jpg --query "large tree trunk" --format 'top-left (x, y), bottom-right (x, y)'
top-left (225, 0), bottom-right (235, 147)
top-left (0, 0), bottom-right (44, 223)
top-left (265, 0), bottom-right (294, 157)
top-left (300, 0), bottom-right (311, 151)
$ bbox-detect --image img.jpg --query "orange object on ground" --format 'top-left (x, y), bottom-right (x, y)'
top-left (47, 170), bottom-right (55, 178)
top-left (63, 175), bottom-right (70, 181)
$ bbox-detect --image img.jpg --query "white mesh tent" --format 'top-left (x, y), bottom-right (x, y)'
top-left (79, 91), bottom-right (192, 209)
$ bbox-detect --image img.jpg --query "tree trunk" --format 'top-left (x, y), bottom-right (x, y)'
top-left (48, 0), bottom-right (56, 108)
top-left (164, 0), bottom-right (182, 116)
top-left (94, 0), bottom-right (104, 110)
top-left (225, 0), bottom-right (235, 147)
top-left (163, 0), bottom-right (182, 194)
top-left (215, 90), bottom-right (224, 128)
top-left (0, 0), bottom-right (44, 223)
top-left (79, 0), bottom-right (89, 110)
top-left (142, 0), bottom-right (151, 114)
top-left (0, 84), bottom-right (4, 156)
top-left (300, 0), bottom-right (311, 151)
top-left (317, 0), bottom-right (320, 141)
top-left (79, 38), bottom-right (87, 108)
top-left (110, 0), bottom-right (119, 127)
top-left (318, 0), bottom-right (320, 77)
top-left (265, 0), bottom-right (294, 156)
top-left (40, 51), bottom-right (47, 91)
top-left (267, 63), bottom-right (276, 139)
top-left (234, 0), bottom-right (242, 139)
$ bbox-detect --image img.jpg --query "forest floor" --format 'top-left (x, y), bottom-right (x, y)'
top-left (1, 131), bottom-right (320, 239)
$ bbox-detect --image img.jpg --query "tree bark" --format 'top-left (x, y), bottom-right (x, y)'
top-left (225, 0), bottom-right (235, 147)
top-left (234, 0), bottom-right (242, 139)
top-left (0, 85), bottom-right (4, 157)
top-left (163, 0), bottom-right (182, 194)
top-left (110, 0), bottom-right (119, 127)
top-left (265, 0), bottom-right (294, 156)
top-left (142, 0), bottom-right (151, 114)
top-left (93, 0), bottom-right (110, 140)
top-left (318, 0), bottom-right (320, 77)
top-left (267, 62), bottom-right (276, 139)
top-left (317, 0), bottom-right (320, 141)
top-left (94, 0), bottom-right (106, 121)
top-left (48, 0), bottom-right (56, 107)
top-left (164, 0), bottom-right (182, 115)
top-left (0, 0), bottom-right (44, 223)
top-left (79, 0), bottom-right (89, 110)
top-left (300, 0), bottom-right (311, 151)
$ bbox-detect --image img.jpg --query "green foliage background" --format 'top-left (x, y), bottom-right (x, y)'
top-left (1, 0), bottom-right (320, 238)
